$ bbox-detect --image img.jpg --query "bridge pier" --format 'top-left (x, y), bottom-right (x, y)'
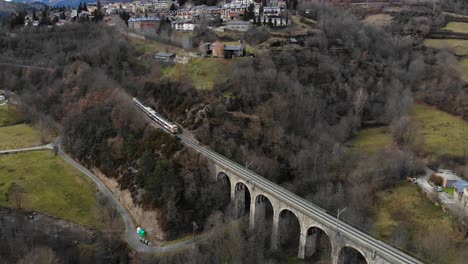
top-left (249, 196), bottom-right (256, 231)
top-left (271, 210), bottom-right (280, 250)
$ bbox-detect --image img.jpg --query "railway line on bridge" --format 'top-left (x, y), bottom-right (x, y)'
top-left (177, 134), bottom-right (424, 264)
top-left (133, 98), bottom-right (427, 264)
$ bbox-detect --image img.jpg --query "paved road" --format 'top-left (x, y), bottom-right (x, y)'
top-left (0, 144), bottom-right (53, 155)
top-left (57, 145), bottom-right (196, 253)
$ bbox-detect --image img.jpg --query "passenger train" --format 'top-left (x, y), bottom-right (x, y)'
top-left (133, 98), bottom-right (179, 134)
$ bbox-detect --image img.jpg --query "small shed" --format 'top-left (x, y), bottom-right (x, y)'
top-left (154, 52), bottom-right (176, 62)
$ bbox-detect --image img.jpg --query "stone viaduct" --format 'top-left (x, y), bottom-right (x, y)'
top-left (209, 161), bottom-right (422, 264)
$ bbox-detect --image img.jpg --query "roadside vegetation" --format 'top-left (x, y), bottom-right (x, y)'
top-left (374, 183), bottom-right (467, 263)
top-left (0, 151), bottom-right (106, 228)
top-left (0, 124), bottom-right (43, 150)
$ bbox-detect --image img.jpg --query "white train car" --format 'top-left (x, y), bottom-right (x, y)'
top-left (133, 98), bottom-right (179, 134)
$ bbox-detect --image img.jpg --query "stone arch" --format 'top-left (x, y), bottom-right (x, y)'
top-left (234, 181), bottom-right (251, 218)
top-left (278, 209), bottom-right (301, 256)
top-left (337, 246), bottom-right (367, 264)
top-left (215, 172), bottom-right (231, 211)
top-left (304, 226), bottom-right (332, 262)
top-left (253, 194), bottom-right (274, 248)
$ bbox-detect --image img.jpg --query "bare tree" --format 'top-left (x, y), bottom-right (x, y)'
top-left (353, 87), bottom-right (368, 124)
top-left (8, 182), bottom-right (25, 208)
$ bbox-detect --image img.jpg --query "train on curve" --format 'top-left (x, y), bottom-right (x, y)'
top-left (133, 97), bottom-right (179, 134)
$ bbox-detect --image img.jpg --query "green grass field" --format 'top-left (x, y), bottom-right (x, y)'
top-left (0, 124), bottom-right (43, 150)
top-left (348, 127), bottom-right (393, 153)
top-left (0, 151), bottom-right (105, 228)
top-left (0, 105), bottom-right (22, 126)
top-left (129, 37), bottom-right (187, 56)
top-left (166, 58), bottom-right (230, 90)
top-left (411, 104), bottom-right (468, 157)
top-left (424, 39), bottom-right (468, 56)
top-left (443, 22), bottom-right (468, 34)
top-left (459, 59), bottom-right (468, 83)
top-left (373, 183), bottom-right (465, 263)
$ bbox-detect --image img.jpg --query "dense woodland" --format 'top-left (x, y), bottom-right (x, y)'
top-left (0, 2), bottom-right (467, 263)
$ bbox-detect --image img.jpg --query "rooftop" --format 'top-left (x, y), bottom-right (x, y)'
top-left (454, 180), bottom-right (468, 193)
top-left (155, 52), bottom-right (175, 58)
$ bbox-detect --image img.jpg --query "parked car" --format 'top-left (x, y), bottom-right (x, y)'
top-left (436, 186), bottom-right (443, 192)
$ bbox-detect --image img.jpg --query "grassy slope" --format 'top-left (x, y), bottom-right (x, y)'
top-left (424, 39), bottom-right (468, 56)
top-left (442, 11), bottom-right (468, 19)
top-left (166, 58), bottom-right (230, 90)
top-left (373, 183), bottom-right (466, 263)
top-left (459, 58), bottom-right (468, 83)
top-left (349, 126), bottom-right (393, 153)
top-left (0, 151), bottom-right (104, 228)
top-left (411, 104), bottom-right (468, 157)
top-left (0, 124), bottom-right (43, 150)
top-left (130, 37), bottom-right (187, 56)
top-left (443, 22), bottom-right (468, 34)
top-left (0, 105), bottom-right (22, 126)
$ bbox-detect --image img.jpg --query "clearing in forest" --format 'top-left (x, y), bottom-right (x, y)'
top-left (0, 124), bottom-right (43, 150)
top-left (443, 22), bottom-right (468, 34)
top-left (0, 151), bottom-right (106, 228)
top-left (411, 103), bottom-right (468, 158)
top-left (459, 58), bottom-right (468, 82)
top-left (0, 104), bottom-right (22, 126)
top-left (165, 58), bottom-right (230, 90)
top-left (424, 39), bottom-right (468, 56)
top-left (348, 126), bottom-right (393, 153)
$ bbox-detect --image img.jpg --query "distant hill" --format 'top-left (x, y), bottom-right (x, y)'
top-left (0, 0), bottom-right (46, 19)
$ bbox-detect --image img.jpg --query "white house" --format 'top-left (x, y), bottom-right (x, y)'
top-left (225, 20), bottom-right (251, 32)
top-left (172, 20), bottom-right (195, 31)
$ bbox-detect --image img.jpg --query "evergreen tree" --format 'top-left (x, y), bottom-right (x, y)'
top-left (280, 16), bottom-right (283, 26)
top-left (268, 16), bottom-right (272, 27)
top-left (32, 11), bottom-right (38, 20)
top-left (285, 12), bottom-right (289, 25)
top-left (274, 18), bottom-right (277, 27)
top-left (263, 16), bottom-right (266, 26)
top-left (256, 15), bottom-right (261, 26)
top-left (253, 16), bottom-right (256, 25)
top-left (78, 3), bottom-right (82, 14)
top-left (83, 3), bottom-right (88, 11)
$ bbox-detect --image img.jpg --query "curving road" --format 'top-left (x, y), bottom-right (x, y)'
top-left (56, 145), bottom-right (196, 253)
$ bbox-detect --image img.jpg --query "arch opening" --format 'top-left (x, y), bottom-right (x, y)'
top-left (215, 172), bottom-right (231, 212)
top-left (338, 246), bottom-right (367, 264)
top-left (304, 226), bottom-right (332, 262)
top-left (278, 209), bottom-right (301, 256)
top-left (253, 194), bottom-right (274, 249)
top-left (234, 182), bottom-right (251, 218)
